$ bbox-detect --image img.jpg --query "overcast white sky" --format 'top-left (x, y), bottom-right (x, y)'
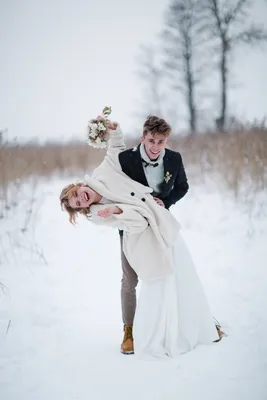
top-left (0, 0), bottom-right (267, 142)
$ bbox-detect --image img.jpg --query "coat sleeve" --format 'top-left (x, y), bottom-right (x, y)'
top-left (163, 153), bottom-right (189, 209)
top-left (106, 126), bottom-right (126, 157)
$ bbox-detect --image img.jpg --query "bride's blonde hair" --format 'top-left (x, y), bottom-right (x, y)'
top-left (60, 183), bottom-right (91, 224)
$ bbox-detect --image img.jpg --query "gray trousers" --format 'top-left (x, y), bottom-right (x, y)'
top-left (120, 234), bottom-right (138, 326)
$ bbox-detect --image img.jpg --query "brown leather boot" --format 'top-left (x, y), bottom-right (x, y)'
top-left (214, 325), bottom-right (227, 342)
top-left (121, 325), bottom-right (134, 355)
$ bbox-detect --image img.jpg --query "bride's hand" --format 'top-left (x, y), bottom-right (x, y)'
top-left (106, 119), bottom-right (118, 130)
top-left (97, 208), bottom-right (113, 218)
top-left (97, 206), bottom-right (122, 218)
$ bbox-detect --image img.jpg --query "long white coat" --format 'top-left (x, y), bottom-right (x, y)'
top-left (84, 127), bottom-right (181, 281)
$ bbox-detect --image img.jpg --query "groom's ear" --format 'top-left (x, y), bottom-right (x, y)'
top-left (141, 136), bottom-right (145, 143)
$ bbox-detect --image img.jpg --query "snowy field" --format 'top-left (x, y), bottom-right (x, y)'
top-left (0, 176), bottom-right (267, 400)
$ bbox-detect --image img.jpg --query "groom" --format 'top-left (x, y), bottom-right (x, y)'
top-left (118, 115), bottom-right (189, 354)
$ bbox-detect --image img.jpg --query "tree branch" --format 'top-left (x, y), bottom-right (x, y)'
top-left (232, 25), bottom-right (267, 44)
top-left (224, 0), bottom-right (250, 25)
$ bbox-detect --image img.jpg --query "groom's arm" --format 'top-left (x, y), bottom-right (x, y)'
top-left (163, 155), bottom-right (189, 209)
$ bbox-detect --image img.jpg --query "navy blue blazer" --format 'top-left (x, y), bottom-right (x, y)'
top-left (118, 144), bottom-right (189, 209)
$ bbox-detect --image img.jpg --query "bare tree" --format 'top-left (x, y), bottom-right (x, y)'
top-left (162, 0), bottom-right (211, 134)
top-left (204, 0), bottom-right (267, 131)
top-left (135, 45), bottom-right (183, 130)
top-left (135, 44), bottom-right (164, 120)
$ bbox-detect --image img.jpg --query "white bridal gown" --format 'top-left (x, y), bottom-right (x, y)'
top-left (133, 232), bottom-right (219, 359)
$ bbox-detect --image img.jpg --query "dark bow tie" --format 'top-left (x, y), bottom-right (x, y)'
top-left (142, 158), bottom-right (159, 168)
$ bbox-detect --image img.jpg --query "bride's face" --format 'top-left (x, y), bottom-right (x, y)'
top-left (68, 186), bottom-right (96, 209)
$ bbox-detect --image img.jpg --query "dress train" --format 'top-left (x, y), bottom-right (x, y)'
top-left (133, 233), bottom-right (219, 359)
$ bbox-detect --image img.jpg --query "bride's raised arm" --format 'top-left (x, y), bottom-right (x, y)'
top-left (105, 120), bottom-right (126, 156)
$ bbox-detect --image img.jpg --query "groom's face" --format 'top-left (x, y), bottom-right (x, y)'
top-left (141, 132), bottom-right (168, 160)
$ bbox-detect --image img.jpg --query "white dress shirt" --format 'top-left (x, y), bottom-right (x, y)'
top-left (140, 144), bottom-right (165, 195)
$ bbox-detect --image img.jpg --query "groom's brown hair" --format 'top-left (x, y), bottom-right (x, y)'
top-left (143, 115), bottom-right (171, 137)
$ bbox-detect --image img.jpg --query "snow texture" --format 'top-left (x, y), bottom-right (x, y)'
top-left (0, 178), bottom-right (267, 400)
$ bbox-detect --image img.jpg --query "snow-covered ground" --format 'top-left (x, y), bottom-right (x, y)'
top-left (0, 176), bottom-right (267, 400)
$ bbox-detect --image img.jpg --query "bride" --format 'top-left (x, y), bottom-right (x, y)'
top-left (60, 121), bottom-right (224, 359)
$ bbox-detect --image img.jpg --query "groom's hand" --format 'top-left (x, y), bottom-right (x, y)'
top-left (153, 197), bottom-right (165, 207)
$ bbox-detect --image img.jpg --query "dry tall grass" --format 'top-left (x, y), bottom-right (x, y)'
top-left (170, 129), bottom-right (267, 197)
top-left (1, 129), bottom-right (266, 196)
top-left (1, 128), bottom-right (266, 265)
top-left (1, 128), bottom-right (266, 267)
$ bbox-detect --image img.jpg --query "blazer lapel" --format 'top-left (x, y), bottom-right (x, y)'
top-left (163, 152), bottom-right (172, 174)
top-left (161, 152), bottom-right (174, 194)
top-left (133, 144), bottom-right (149, 187)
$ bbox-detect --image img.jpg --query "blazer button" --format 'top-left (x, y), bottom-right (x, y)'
top-left (141, 198), bottom-right (146, 202)
top-left (131, 192), bottom-right (135, 196)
